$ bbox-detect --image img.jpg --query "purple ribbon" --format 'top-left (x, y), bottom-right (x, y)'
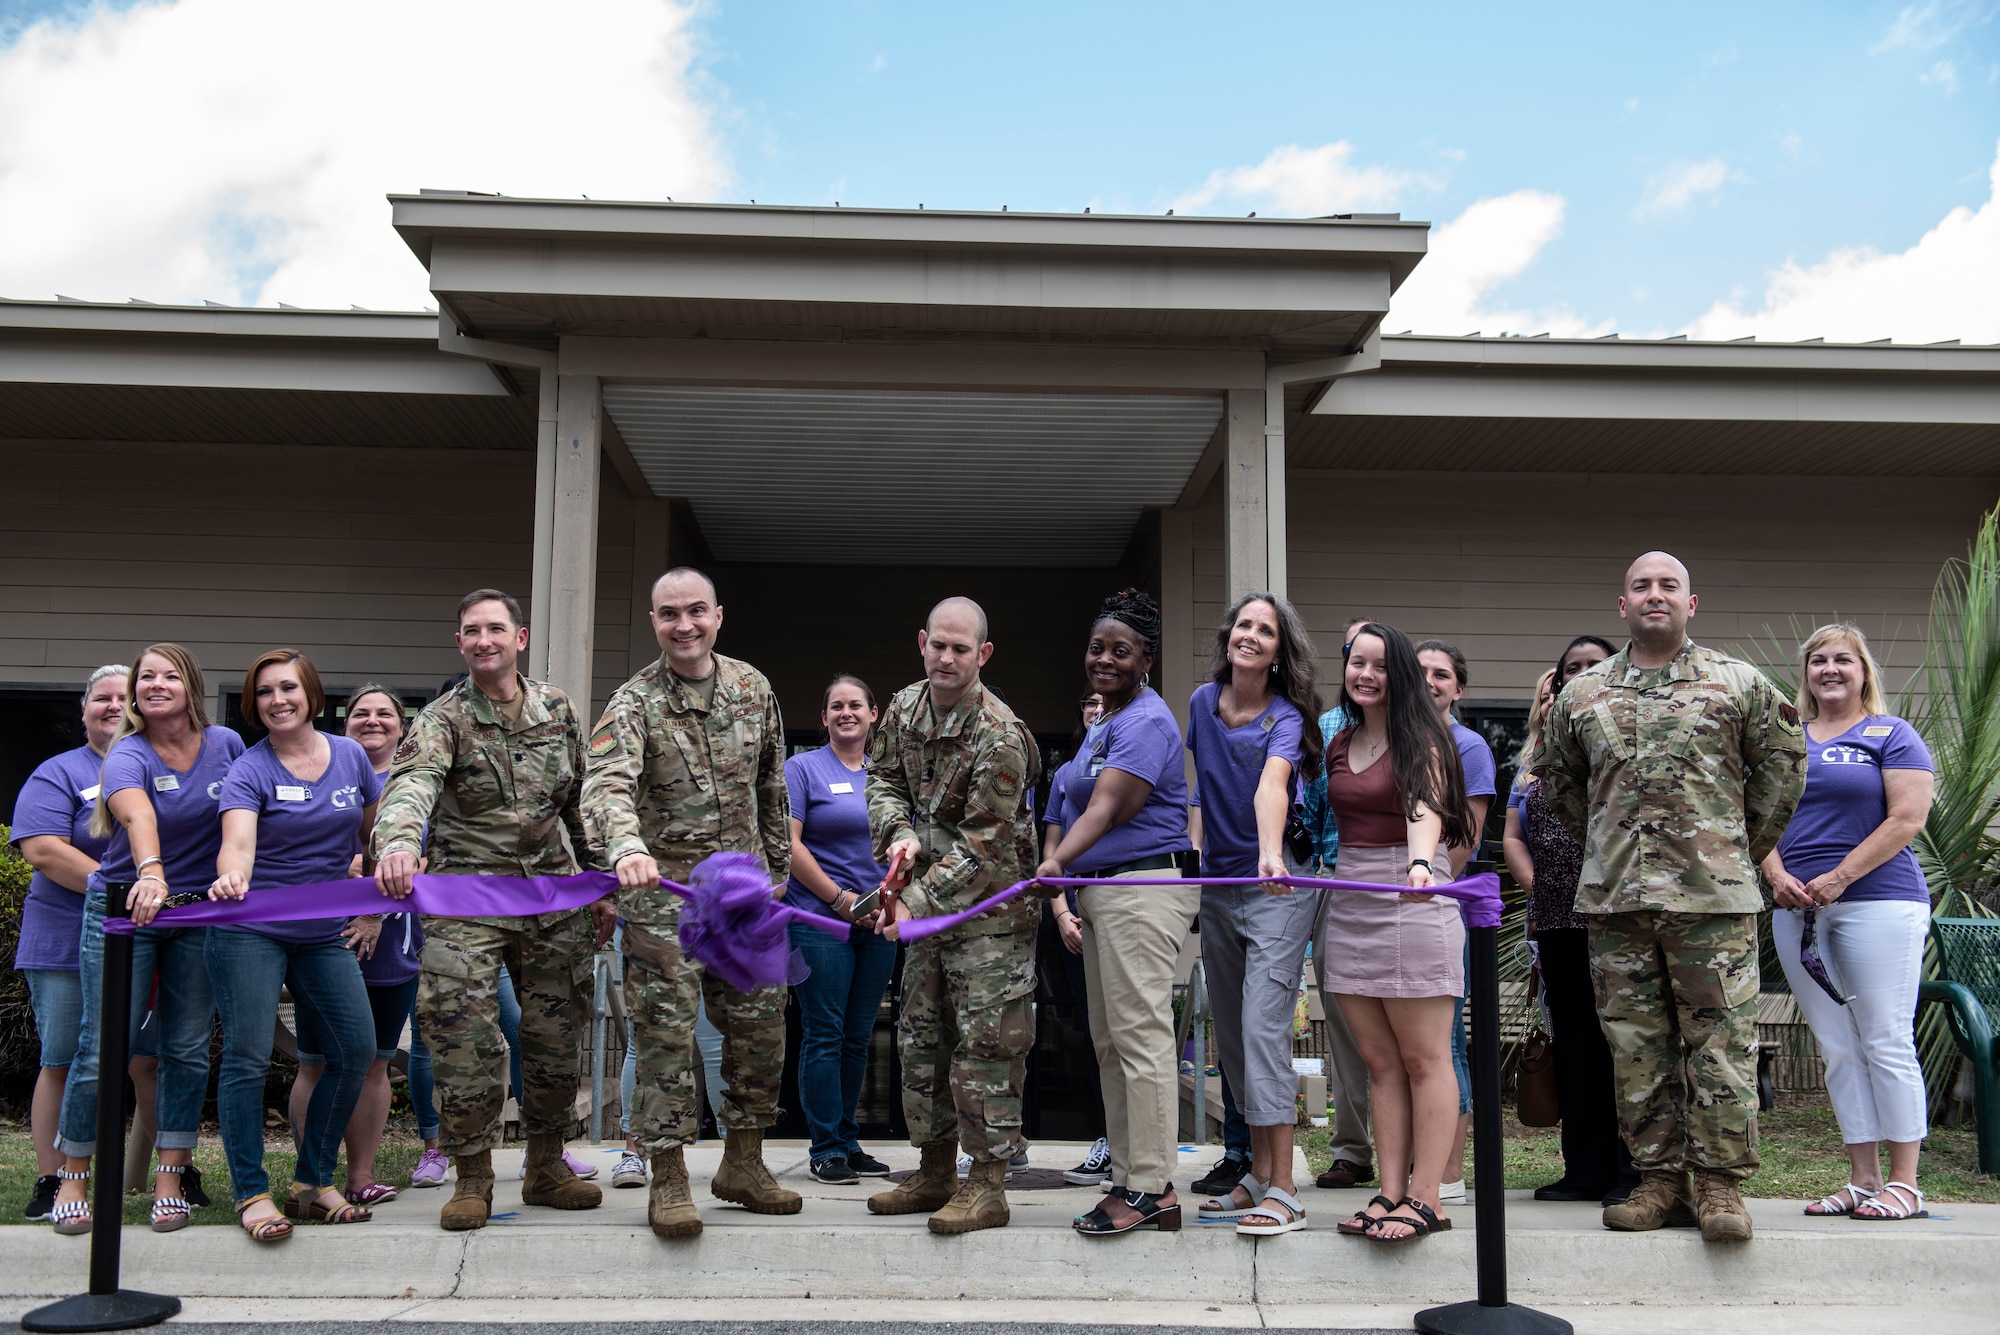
top-left (897, 871), bottom-right (1504, 942)
top-left (104, 854), bottom-right (849, 994)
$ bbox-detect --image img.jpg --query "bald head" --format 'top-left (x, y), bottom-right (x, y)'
top-left (1619, 549), bottom-right (1697, 664)
top-left (1625, 551), bottom-right (1690, 591)
top-left (926, 596), bottom-right (989, 646)
top-left (920, 596), bottom-right (993, 711)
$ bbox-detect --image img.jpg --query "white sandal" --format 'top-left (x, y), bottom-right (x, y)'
top-left (1236, 1185), bottom-right (1308, 1236)
top-left (1197, 1177), bottom-right (1268, 1223)
top-left (1803, 1182), bottom-right (1878, 1216)
top-left (1851, 1181), bottom-right (1927, 1221)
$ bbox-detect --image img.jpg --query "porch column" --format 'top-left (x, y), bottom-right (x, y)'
top-left (1223, 387), bottom-right (1267, 601)
top-left (1160, 508), bottom-right (1197, 782)
top-left (629, 498), bottom-right (671, 678)
top-left (547, 373), bottom-right (602, 709)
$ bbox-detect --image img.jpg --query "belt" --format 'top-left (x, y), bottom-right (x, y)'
top-left (1071, 852), bottom-right (1195, 880)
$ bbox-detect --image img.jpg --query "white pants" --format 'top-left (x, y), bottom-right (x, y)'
top-left (1772, 899), bottom-right (1929, 1146)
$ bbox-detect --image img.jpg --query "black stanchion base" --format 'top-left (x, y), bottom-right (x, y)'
top-left (1415, 1300), bottom-right (1573, 1335)
top-left (19, 1290), bottom-right (182, 1333)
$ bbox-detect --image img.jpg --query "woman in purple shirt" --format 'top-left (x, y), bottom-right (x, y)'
top-left (1762, 625), bottom-right (1936, 1222)
top-left (1037, 590), bottom-right (1194, 1237)
top-left (207, 650), bottom-right (387, 1240)
top-left (52, 644), bottom-right (241, 1236)
top-left (9, 664), bottom-right (126, 1222)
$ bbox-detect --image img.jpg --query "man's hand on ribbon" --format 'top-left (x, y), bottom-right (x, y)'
top-left (375, 850), bottom-right (419, 899)
top-left (1030, 857), bottom-right (1068, 900)
top-left (615, 851), bottom-right (662, 892)
top-left (1257, 851), bottom-right (1292, 898)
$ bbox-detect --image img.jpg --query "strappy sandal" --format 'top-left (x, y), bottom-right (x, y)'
top-left (283, 1183), bottom-right (373, 1224)
top-left (1851, 1181), bottom-right (1928, 1221)
top-left (1365, 1195), bottom-right (1450, 1245)
top-left (49, 1168), bottom-right (92, 1236)
top-left (1338, 1193), bottom-right (1399, 1236)
top-left (235, 1192), bottom-right (294, 1243)
top-left (1074, 1186), bottom-right (1182, 1236)
top-left (346, 1182), bottom-right (399, 1206)
top-left (1237, 1185), bottom-right (1308, 1236)
top-left (150, 1164), bottom-right (193, 1233)
top-left (1804, 1182), bottom-right (1879, 1216)
top-left (1197, 1176), bottom-right (1269, 1223)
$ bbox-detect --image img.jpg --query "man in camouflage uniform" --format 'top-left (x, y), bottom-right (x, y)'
top-left (373, 588), bottom-right (613, 1230)
top-left (865, 596), bottom-right (1042, 1235)
top-left (1535, 552), bottom-right (1805, 1242)
top-left (579, 567), bottom-right (796, 1238)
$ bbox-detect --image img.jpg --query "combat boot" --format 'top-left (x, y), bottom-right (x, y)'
top-left (709, 1127), bottom-right (802, 1215)
top-left (867, 1140), bottom-right (958, 1215)
top-left (928, 1156), bottom-right (1009, 1235)
top-left (1691, 1168), bottom-right (1754, 1242)
top-left (1602, 1168), bottom-right (1697, 1232)
top-left (648, 1147), bottom-right (702, 1238)
top-left (521, 1133), bottom-right (603, 1210)
top-left (439, 1150), bottom-right (494, 1231)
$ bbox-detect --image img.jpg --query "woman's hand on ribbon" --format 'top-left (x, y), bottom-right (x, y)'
top-left (1400, 861), bottom-right (1435, 902)
top-left (876, 895), bottom-right (912, 941)
top-left (209, 869), bottom-right (250, 902)
top-left (615, 851), bottom-right (661, 892)
top-left (1031, 859), bottom-right (1069, 900)
top-left (127, 875), bottom-right (169, 927)
top-left (376, 850), bottom-right (419, 899)
top-left (343, 914), bottom-right (382, 959)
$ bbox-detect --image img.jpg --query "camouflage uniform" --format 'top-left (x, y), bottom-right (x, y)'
top-left (868, 680), bottom-right (1041, 1162)
top-left (371, 675), bottom-right (596, 1158)
top-left (579, 653), bottom-right (790, 1154)
top-left (1534, 639), bottom-right (1805, 1179)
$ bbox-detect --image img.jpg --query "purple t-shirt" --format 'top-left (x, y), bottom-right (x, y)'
top-left (359, 763), bottom-right (423, 985)
top-left (94, 726), bottom-right (246, 898)
top-left (1452, 722), bottom-right (1498, 799)
top-left (1044, 770), bottom-right (1069, 829)
top-left (784, 746), bottom-right (888, 922)
top-left (1778, 715), bottom-right (1933, 904)
top-left (1185, 681), bottom-right (1305, 877)
top-left (9, 745), bottom-right (114, 971)
top-left (218, 733), bottom-right (382, 944)
top-left (1057, 689), bottom-right (1190, 873)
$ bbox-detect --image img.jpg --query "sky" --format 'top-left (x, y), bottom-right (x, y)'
top-left (0, 0), bottom-right (1996, 341)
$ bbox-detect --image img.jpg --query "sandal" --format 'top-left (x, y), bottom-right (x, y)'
top-left (283, 1183), bottom-right (373, 1224)
top-left (1337, 1193), bottom-right (1398, 1236)
top-left (1197, 1176), bottom-right (1269, 1223)
top-left (1851, 1181), bottom-right (1928, 1221)
top-left (182, 1164), bottom-right (212, 1209)
top-left (1365, 1195), bottom-right (1450, 1245)
top-left (235, 1192), bottom-right (294, 1243)
top-left (346, 1182), bottom-right (399, 1206)
top-left (1074, 1186), bottom-right (1182, 1236)
top-left (50, 1168), bottom-right (92, 1236)
top-left (1237, 1185), bottom-right (1308, 1236)
top-left (1804, 1182), bottom-right (1878, 1216)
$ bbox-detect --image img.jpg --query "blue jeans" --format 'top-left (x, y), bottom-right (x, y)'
top-left (301, 974), bottom-right (440, 1142)
top-left (498, 962), bottom-right (524, 1104)
top-left (790, 920), bottom-right (897, 1163)
top-left (1220, 1068), bottom-right (1251, 1161)
top-left (1450, 939), bottom-right (1472, 1116)
top-left (615, 930), bottom-right (725, 1135)
top-left (57, 887), bottom-right (209, 1156)
top-left (207, 929), bottom-right (373, 1201)
top-left (407, 1005), bottom-right (439, 1142)
top-left (24, 968), bottom-right (83, 1068)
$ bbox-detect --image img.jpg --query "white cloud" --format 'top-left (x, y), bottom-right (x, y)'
top-left (1170, 141), bottom-right (1432, 217)
top-left (1923, 58), bottom-right (1962, 91)
top-left (1778, 130), bottom-right (1804, 159)
top-left (0, 0), bottom-right (727, 309)
top-left (1871, 1), bottom-right (1981, 51)
top-left (1635, 158), bottom-right (1731, 217)
top-left (1681, 138), bottom-right (2000, 343)
top-left (1386, 190), bottom-right (1611, 338)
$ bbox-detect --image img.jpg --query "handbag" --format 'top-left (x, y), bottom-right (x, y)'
top-left (1514, 968), bottom-right (1561, 1127)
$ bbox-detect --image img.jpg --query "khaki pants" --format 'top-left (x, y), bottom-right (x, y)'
top-left (1078, 869), bottom-right (1202, 1194)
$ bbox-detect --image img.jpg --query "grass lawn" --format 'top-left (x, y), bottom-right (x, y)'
top-left (1299, 1094), bottom-right (2000, 1204)
top-left (0, 1119), bottom-right (427, 1225)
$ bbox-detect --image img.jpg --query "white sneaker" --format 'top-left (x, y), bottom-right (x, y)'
top-left (1439, 1178), bottom-right (1467, 1203)
top-left (611, 1152), bottom-right (648, 1189)
top-left (1064, 1137), bottom-right (1112, 1185)
top-left (957, 1150), bottom-right (1015, 1181)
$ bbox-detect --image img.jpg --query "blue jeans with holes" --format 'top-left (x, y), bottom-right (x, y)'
top-left (791, 920), bottom-right (897, 1163)
top-left (207, 929), bottom-right (373, 1201)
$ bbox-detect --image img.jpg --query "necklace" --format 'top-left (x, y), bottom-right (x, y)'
top-left (1356, 726), bottom-right (1385, 759)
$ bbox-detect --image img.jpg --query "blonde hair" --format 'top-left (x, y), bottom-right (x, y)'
top-left (1516, 667), bottom-right (1559, 775)
top-left (92, 643), bottom-right (211, 838)
top-left (1796, 623), bottom-right (1888, 720)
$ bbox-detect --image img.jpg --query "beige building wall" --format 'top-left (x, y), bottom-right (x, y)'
top-left (0, 438), bottom-right (538, 702)
top-left (1192, 469), bottom-right (2000, 708)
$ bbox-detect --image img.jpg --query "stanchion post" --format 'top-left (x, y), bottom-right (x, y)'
top-left (23, 891), bottom-right (181, 1333)
top-left (1414, 922), bottom-right (1571, 1335)
top-left (590, 950), bottom-right (610, 1144)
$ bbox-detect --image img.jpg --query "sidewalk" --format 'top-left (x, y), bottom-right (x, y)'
top-left (5, 1141), bottom-right (1992, 1327)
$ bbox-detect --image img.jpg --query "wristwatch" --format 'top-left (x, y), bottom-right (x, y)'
top-left (1407, 858), bottom-right (1434, 874)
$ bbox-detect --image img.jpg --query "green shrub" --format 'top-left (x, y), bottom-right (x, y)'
top-left (0, 824), bottom-right (37, 1096)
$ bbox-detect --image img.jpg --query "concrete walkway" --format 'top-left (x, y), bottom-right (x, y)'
top-left (5, 1141), bottom-right (1992, 1329)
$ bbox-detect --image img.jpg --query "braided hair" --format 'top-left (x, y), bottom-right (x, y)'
top-left (1097, 588), bottom-right (1162, 657)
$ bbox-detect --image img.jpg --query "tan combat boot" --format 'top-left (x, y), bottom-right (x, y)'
top-left (520, 1133), bottom-right (603, 1210)
top-left (1691, 1168), bottom-right (1754, 1242)
top-left (439, 1150), bottom-right (494, 1231)
top-left (866, 1140), bottom-right (958, 1215)
top-left (648, 1147), bottom-right (702, 1238)
top-left (709, 1127), bottom-right (802, 1215)
top-left (1602, 1168), bottom-right (1697, 1232)
top-left (928, 1156), bottom-right (1009, 1235)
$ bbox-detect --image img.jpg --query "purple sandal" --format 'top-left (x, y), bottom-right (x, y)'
top-left (346, 1182), bottom-right (399, 1206)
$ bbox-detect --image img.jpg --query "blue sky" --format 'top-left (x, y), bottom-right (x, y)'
top-left (2, 0), bottom-right (1996, 338)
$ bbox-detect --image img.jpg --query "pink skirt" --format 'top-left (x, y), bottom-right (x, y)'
top-left (1318, 843), bottom-right (1466, 999)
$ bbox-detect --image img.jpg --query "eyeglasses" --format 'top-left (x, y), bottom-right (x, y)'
top-left (1078, 699), bottom-right (1100, 709)
top-left (1796, 908), bottom-right (1848, 1006)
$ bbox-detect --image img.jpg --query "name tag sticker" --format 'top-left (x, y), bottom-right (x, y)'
top-left (153, 775), bottom-right (179, 793)
top-left (829, 782), bottom-right (854, 794)
top-left (79, 784), bottom-right (100, 802)
top-left (1862, 725), bottom-right (1894, 737)
top-left (275, 785), bottom-right (308, 802)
